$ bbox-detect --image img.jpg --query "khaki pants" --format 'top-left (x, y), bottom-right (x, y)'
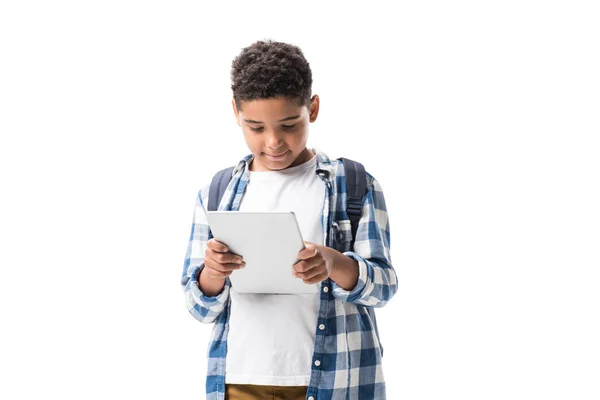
top-left (225, 383), bottom-right (309, 400)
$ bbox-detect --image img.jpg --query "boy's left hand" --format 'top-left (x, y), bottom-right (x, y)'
top-left (293, 242), bottom-right (334, 285)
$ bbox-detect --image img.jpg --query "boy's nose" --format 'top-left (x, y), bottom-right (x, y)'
top-left (266, 133), bottom-right (284, 149)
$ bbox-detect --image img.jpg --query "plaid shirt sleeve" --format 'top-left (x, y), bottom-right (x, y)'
top-left (331, 174), bottom-right (398, 308)
top-left (180, 184), bottom-right (232, 324)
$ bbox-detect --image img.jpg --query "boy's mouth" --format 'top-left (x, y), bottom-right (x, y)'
top-left (264, 150), bottom-right (290, 160)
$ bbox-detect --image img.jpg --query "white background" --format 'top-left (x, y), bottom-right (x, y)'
top-left (1, 1), bottom-right (599, 399)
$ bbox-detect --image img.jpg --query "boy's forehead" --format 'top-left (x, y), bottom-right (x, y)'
top-left (239, 97), bottom-right (306, 121)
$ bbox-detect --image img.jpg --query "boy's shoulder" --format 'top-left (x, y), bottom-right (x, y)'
top-left (329, 155), bottom-right (378, 190)
top-left (197, 154), bottom-right (252, 200)
top-left (312, 149), bottom-right (375, 184)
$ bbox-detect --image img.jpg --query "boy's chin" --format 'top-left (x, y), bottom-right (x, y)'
top-left (250, 155), bottom-right (292, 172)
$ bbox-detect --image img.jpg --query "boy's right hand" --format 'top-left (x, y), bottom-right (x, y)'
top-left (203, 238), bottom-right (245, 280)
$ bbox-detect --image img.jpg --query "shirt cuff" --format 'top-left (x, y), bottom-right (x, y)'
top-left (330, 252), bottom-right (368, 300)
top-left (189, 265), bottom-right (229, 304)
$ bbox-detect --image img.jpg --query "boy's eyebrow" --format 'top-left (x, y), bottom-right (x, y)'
top-left (243, 115), bottom-right (301, 124)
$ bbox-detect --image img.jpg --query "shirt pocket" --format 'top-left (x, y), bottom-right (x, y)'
top-left (332, 219), bottom-right (353, 253)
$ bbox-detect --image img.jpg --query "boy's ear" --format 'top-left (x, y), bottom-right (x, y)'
top-left (232, 99), bottom-right (241, 126)
top-left (309, 95), bottom-right (320, 123)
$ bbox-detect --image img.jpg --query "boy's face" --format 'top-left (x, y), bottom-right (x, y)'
top-left (233, 95), bottom-right (319, 172)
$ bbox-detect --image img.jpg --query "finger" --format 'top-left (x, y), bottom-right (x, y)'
top-left (294, 263), bottom-right (324, 280)
top-left (207, 248), bottom-right (243, 265)
top-left (292, 260), bottom-right (313, 273)
top-left (298, 245), bottom-right (319, 260)
top-left (206, 259), bottom-right (246, 273)
top-left (204, 253), bottom-right (246, 271)
top-left (302, 270), bottom-right (328, 285)
top-left (207, 238), bottom-right (229, 253)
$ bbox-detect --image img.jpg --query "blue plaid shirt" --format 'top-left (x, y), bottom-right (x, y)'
top-left (181, 148), bottom-right (398, 400)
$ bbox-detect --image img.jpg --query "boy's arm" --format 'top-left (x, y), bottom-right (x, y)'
top-left (180, 185), bottom-right (231, 324)
top-left (330, 175), bottom-right (398, 308)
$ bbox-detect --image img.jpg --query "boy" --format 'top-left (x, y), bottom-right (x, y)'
top-left (181, 39), bottom-right (398, 400)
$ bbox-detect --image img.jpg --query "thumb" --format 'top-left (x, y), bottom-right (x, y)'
top-left (299, 242), bottom-right (319, 259)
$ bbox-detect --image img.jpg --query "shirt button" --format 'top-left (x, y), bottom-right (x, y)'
top-left (319, 324), bottom-right (325, 331)
top-left (308, 397), bottom-right (315, 400)
top-left (314, 360), bottom-right (321, 367)
top-left (323, 286), bottom-right (329, 293)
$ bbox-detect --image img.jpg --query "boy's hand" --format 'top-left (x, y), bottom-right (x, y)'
top-left (203, 238), bottom-right (245, 280)
top-left (292, 242), bottom-right (334, 285)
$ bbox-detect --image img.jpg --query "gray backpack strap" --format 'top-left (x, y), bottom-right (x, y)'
top-left (208, 166), bottom-right (235, 211)
top-left (339, 157), bottom-right (367, 250)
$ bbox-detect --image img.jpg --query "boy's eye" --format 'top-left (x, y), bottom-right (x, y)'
top-left (249, 124), bottom-right (296, 132)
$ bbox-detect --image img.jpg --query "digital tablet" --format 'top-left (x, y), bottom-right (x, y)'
top-left (204, 211), bottom-right (320, 294)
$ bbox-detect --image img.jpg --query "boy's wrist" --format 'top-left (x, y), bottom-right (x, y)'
top-left (328, 250), bottom-right (360, 291)
top-left (198, 267), bottom-right (226, 297)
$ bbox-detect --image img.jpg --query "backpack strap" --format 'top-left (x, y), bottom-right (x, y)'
top-left (208, 166), bottom-right (235, 211)
top-left (338, 157), bottom-right (367, 250)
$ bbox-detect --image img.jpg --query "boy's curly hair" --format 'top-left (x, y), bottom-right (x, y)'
top-left (231, 39), bottom-right (313, 111)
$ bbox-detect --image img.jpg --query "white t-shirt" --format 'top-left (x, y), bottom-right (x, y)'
top-left (225, 153), bottom-right (325, 386)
